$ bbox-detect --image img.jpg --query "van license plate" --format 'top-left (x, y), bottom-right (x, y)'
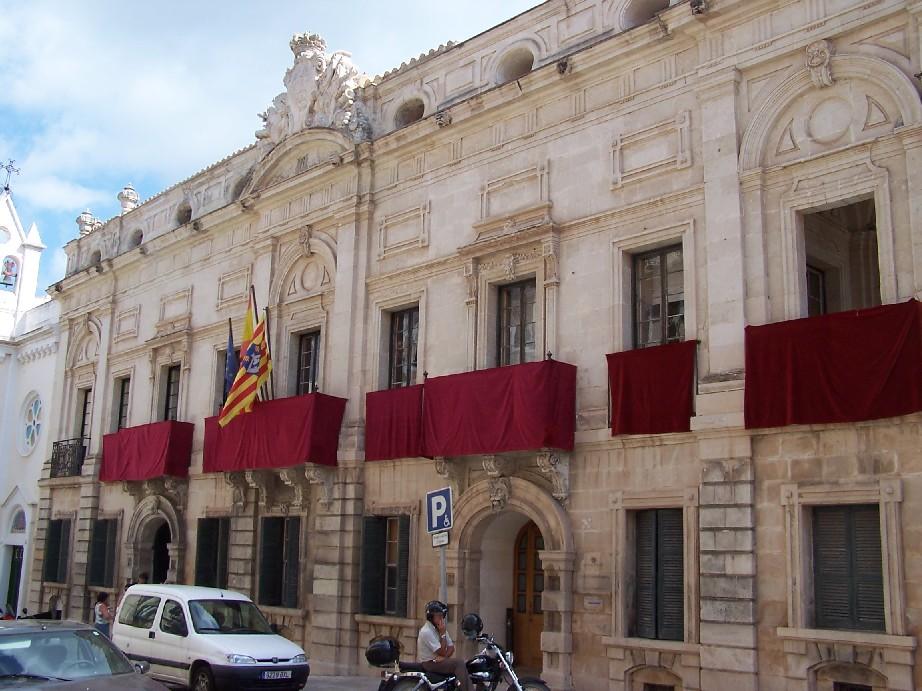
top-left (261, 671), bottom-right (292, 680)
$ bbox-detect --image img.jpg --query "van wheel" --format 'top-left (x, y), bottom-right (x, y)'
top-left (191, 664), bottom-right (215, 691)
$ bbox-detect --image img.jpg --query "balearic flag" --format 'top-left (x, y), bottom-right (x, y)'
top-left (218, 289), bottom-right (273, 427)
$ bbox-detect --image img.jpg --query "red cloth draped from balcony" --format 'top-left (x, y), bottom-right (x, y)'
top-left (365, 385), bottom-right (425, 461)
top-left (422, 360), bottom-right (577, 457)
top-left (744, 300), bottom-right (922, 428)
top-left (203, 393), bottom-right (346, 472)
top-left (607, 340), bottom-right (697, 435)
top-left (100, 421), bottom-right (194, 482)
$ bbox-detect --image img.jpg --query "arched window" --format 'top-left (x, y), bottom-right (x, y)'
top-left (11, 510), bottom-right (26, 533)
top-left (0, 255), bottom-right (19, 291)
top-left (89, 249), bottom-right (101, 266)
top-left (394, 98), bottom-right (426, 129)
top-left (20, 393), bottom-right (42, 455)
top-left (176, 202), bottom-right (192, 226)
top-left (129, 229), bottom-right (144, 249)
top-left (496, 47), bottom-right (535, 85)
top-left (621, 0), bottom-right (670, 30)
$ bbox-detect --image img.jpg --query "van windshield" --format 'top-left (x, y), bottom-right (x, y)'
top-left (188, 600), bottom-right (274, 635)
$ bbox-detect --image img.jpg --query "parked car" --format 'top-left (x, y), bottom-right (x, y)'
top-left (0, 619), bottom-right (166, 689)
top-left (112, 584), bottom-right (309, 691)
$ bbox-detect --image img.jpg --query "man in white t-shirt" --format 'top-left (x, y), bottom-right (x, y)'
top-left (417, 600), bottom-right (471, 691)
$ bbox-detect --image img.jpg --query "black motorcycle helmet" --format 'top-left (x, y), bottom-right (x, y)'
top-left (425, 600), bottom-right (449, 623)
top-left (461, 612), bottom-right (483, 639)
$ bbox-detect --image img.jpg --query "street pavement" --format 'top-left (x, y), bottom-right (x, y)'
top-left (307, 676), bottom-right (380, 690)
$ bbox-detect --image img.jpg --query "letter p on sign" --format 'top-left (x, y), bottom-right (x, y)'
top-left (426, 487), bottom-right (453, 534)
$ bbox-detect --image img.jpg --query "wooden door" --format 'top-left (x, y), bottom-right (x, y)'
top-left (512, 521), bottom-right (544, 670)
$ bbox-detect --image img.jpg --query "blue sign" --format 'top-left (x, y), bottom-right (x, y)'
top-left (426, 487), bottom-right (453, 534)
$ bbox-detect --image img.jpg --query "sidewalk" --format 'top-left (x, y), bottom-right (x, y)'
top-left (308, 675), bottom-right (381, 690)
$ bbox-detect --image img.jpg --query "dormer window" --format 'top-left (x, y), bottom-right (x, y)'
top-left (496, 46), bottom-right (535, 84)
top-left (394, 98), bottom-right (426, 129)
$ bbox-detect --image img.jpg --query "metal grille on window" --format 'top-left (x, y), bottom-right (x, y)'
top-left (498, 280), bottom-right (536, 366)
top-left (163, 366), bottom-right (180, 421)
top-left (633, 246), bottom-right (684, 348)
top-left (297, 332), bottom-right (320, 395)
top-left (388, 307), bottom-right (419, 388)
top-left (117, 378), bottom-right (131, 430)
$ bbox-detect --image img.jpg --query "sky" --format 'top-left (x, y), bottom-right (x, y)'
top-left (0, 0), bottom-right (540, 295)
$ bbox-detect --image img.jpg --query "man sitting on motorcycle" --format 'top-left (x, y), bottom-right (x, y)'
top-left (417, 600), bottom-right (472, 691)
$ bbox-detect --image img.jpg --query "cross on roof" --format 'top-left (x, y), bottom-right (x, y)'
top-left (2, 160), bottom-right (21, 191)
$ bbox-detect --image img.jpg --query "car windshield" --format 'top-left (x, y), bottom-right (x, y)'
top-left (0, 628), bottom-right (134, 683)
top-left (188, 599), bottom-right (274, 634)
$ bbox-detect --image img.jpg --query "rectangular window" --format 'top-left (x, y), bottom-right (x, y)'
top-left (497, 280), bottom-right (537, 366)
top-left (88, 519), bottom-right (118, 588)
top-left (115, 378), bottom-right (131, 431)
top-left (162, 365), bottom-right (180, 421)
top-left (195, 517), bottom-right (230, 589)
top-left (43, 519), bottom-right (71, 583)
top-left (813, 504), bottom-right (884, 632)
top-left (633, 245), bottom-right (684, 349)
top-left (360, 515), bottom-right (410, 617)
top-left (295, 331), bottom-right (320, 395)
top-left (78, 388), bottom-right (93, 441)
top-left (806, 264), bottom-right (827, 317)
top-left (388, 307), bottom-right (419, 389)
top-left (633, 508), bottom-right (684, 641)
top-left (259, 517), bottom-right (300, 608)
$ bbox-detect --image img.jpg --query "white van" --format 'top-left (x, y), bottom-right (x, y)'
top-left (112, 584), bottom-right (309, 691)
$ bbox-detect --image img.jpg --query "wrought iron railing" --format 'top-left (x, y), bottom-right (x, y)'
top-left (50, 438), bottom-right (87, 478)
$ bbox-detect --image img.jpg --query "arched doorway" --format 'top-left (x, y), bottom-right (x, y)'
top-left (152, 523), bottom-right (171, 584)
top-left (136, 518), bottom-right (171, 584)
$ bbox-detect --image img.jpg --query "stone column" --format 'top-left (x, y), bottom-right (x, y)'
top-left (698, 436), bottom-right (757, 691)
top-left (696, 67), bottom-right (747, 375)
top-left (538, 550), bottom-right (575, 691)
top-left (309, 466), bottom-right (364, 675)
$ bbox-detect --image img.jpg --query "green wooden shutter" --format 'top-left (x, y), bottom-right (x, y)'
top-left (360, 517), bottom-right (387, 615)
top-left (88, 520), bottom-right (113, 587)
top-left (44, 520), bottom-right (62, 582)
top-left (104, 520), bottom-right (117, 587)
top-left (656, 509), bottom-right (684, 641)
top-left (634, 510), bottom-right (657, 638)
top-left (216, 518), bottom-right (230, 589)
top-left (282, 517), bottom-right (301, 609)
top-left (852, 505), bottom-right (885, 631)
top-left (195, 518), bottom-right (219, 587)
top-left (259, 518), bottom-right (284, 606)
top-left (57, 520), bottom-right (71, 583)
top-left (396, 515), bottom-right (411, 617)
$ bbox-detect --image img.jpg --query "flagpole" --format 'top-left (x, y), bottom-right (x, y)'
top-left (263, 306), bottom-right (275, 401)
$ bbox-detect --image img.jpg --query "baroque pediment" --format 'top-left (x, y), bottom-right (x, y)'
top-left (255, 32), bottom-right (372, 156)
top-left (246, 129), bottom-right (353, 194)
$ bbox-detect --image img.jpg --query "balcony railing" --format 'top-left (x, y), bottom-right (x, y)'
top-left (50, 438), bottom-right (86, 478)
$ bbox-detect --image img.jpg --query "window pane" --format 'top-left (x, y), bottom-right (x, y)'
top-left (297, 332), bottom-right (320, 394)
top-left (389, 308), bottom-right (419, 388)
top-left (634, 246), bottom-right (683, 348)
top-left (498, 280), bottom-right (537, 366)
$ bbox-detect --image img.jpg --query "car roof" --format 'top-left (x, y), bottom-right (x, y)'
top-left (0, 619), bottom-right (97, 635)
top-left (124, 584), bottom-right (252, 603)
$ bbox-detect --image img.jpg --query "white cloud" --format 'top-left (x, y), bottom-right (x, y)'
top-left (46, 247), bottom-right (68, 283)
top-left (15, 175), bottom-right (108, 214)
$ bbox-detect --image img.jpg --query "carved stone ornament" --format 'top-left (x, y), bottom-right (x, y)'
top-left (304, 464), bottom-right (334, 511)
top-left (244, 470), bottom-right (272, 510)
top-left (435, 457), bottom-right (465, 497)
top-left (299, 225), bottom-right (314, 257)
top-left (279, 467), bottom-right (311, 511)
top-left (537, 451), bottom-right (569, 505)
top-left (123, 477), bottom-right (188, 511)
top-left (256, 32), bottom-right (372, 148)
top-left (463, 260), bottom-right (479, 303)
top-left (435, 111), bottom-right (452, 128)
top-left (489, 477), bottom-right (511, 512)
top-left (225, 473), bottom-right (248, 514)
top-left (806, 40), bottom-right (835, 89)
top-left (482, 455), bottom-right (511, 478)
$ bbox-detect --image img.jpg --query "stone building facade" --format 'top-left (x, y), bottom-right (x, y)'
top-left (30, 1), bottom-right (922, 690)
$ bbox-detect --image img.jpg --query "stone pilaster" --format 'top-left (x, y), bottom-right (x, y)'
top-left (698, 436), bottom-right (757, 691)
top-left (227, 482), bottom-right (258, 598)
top-left (70, 474), bottom-right (101, 621)
top-left (26, 480), bottom-right (52, 614)
top-left (309, 465), bottom-right (364, 674)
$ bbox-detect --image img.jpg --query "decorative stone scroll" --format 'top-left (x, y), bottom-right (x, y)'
top-left (806, 40), bottom-right (835, 89)
top-left (304, 464), bottom-right (334, 510)
top-left (536, 451), bottom-right (569, 504)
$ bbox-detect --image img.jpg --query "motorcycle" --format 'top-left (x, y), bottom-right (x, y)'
top-left (365, 612), bottom-right (550, 691)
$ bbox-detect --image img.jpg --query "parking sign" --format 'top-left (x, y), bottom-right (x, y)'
top-left (426, 487), bottom-right (453, 534)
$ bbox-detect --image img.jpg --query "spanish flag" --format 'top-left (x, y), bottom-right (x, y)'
top-left (218, 289), bottom-right (272, 427)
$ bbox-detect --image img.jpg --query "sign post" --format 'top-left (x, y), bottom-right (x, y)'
top-left (426, 487), bottom-right (453, 604)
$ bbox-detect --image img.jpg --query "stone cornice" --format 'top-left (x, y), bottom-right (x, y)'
top-left (15, 340), bottom-right (58, 364)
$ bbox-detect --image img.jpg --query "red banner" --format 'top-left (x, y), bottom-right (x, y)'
top-left (365, 385), bottom-right (426, 461)
top-left (100, 421), bottom-right (193, 482)
top-left (204, 393), bottom-right (346, 472)
top-left (607, 340), bottom-right (697, 435)
top-left (745, 300), bottom-right (922, 428)
top-left (421, 360), bottom-right (577, 457)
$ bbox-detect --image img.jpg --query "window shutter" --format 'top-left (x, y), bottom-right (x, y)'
top-left (216, 518), bottom-right (230, 589)
top-left (360, 517), bottom-right (387, 615)
top-left (813, 506), bottom-right (856, 630)
top-left (57, 520), bottom-right (71, 583)
top-left (104, 521), bottom-right (117, 587)
top-left (195, 518), bottom-right (219, 587)
top-left (88, 520), bottom-right (108, 587)
top-left (259, 518), bottom-right (284, 606)
top-left (634, 510), bottom-right (657, 639)
top-left (396, 515), bottom-right (411, 617)
top-left (44, 520), bottom-right (62, 582)
top-left (282, 517), bottom-right (301, 609)
top-left (852, 505), bottom-right (885, 631)
top-left (656, 509), bottom-right (684, 641)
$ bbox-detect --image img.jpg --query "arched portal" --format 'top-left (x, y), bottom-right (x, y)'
top-left (448, 477), bottom-right (575, 690)
top-left (126, 495), bottom-right (183, 585)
